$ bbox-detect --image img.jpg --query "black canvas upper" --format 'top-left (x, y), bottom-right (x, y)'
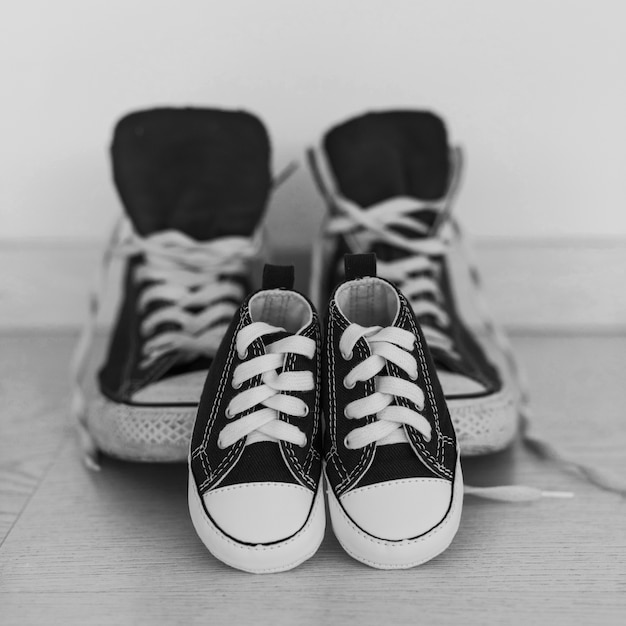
top-left (323, 265), bottom-right (458, 499)
top-left (99, 108), bottom-right (272, 404)
top-left (190, 281), bottom-right (323, 496)
top-left (318, 110), bottom-right (502, 398)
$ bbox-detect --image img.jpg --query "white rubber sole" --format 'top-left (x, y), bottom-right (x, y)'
top-left (86, 393), bottom-right (195, 462)
top-left (188, 472), bottom-right (326, 574)
top-left (327, 460), bottom-right (463, 570)
top-left (449, 387), bottom-right (519, 456)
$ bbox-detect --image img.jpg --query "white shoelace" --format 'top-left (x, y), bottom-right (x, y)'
top-left (127, 229), bottom-right (259, 367)
top-left (217, 322), bottom-right (315, 449)
top-left (339, 324), bottom-right (431, 449)
top-left (327, 198), bottom-right (457, 357)
top-left (70, 218), bottom-right (261, 469)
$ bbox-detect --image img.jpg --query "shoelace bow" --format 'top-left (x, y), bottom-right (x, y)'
top-left (339, 324), bottom-right (431, 449)
top-left (218, 322), bottom-right (315, 449)
top-left (70, 219), bottom-right (261, 469)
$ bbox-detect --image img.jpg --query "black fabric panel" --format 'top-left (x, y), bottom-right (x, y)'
top-left (434, 258), bottom-right (503, 396)
top-left (218, 442), bottom-right (297, 486)
top-left (111, 107), bottom-right (271, 239)
top-left (356, 443), bottom-right (440, 487)
top-left (190, 303), bottom-right (252, 489)
top-left (97, 257), bottom-right (182, 402)
top-left (324, 110), bottom-right (449, 206)
top-left (262, 264), bottom-right (295, 290)
top-left (322, 299), bottom-right (376, 495)
top-left (392, 290), bottom-right (458, 460)
top-left (344, 253), bottom-right (377, 280)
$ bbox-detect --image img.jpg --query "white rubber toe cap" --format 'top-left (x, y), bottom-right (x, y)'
top-left (339, 478), bottom-right (453, 541)
top-left (203, 482), bottom-right (314, 544)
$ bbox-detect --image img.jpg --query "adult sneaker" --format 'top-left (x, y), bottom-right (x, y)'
top-left (309, 110), bottom-right (518, 456)
top-left (73, 107), bottom-right (271, 465)
top-left (323, 253), bottom-right (462, 569)
top-left (188, 265), bottom-right (325, 573)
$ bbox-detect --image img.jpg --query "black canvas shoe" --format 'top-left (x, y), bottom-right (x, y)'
top-left (73, 108), bottom-right (271, 465)
top-left (323, 253), bottom-right (462, 569)
top-left (188, 265), bottom-right (325, 573)
top-left (309, 110), bottom-right (518, 456)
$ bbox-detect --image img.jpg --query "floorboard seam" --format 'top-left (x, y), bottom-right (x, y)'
top-left (0, 437), bottom-right (72, 552)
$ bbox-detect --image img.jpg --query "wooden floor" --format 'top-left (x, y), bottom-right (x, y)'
top-left (1, 332), bottom-right (625, 625)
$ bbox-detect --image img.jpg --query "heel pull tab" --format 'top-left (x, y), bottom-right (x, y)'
top-left (262, 264), bottom-right (295, 290)
top-left (344, 253), bottom-right (377, 280)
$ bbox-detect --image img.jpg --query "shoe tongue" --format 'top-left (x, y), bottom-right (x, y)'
top-left (111, 108), bottom-right (271, 240)
top-left (324, 111), bottom-right (450, 259)
top-left (324, 109), bottom-right (449, 208)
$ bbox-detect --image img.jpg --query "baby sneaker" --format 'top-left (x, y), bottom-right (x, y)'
top-left (323, 253), bottom-right (463, 569)
top-left (188, 265), bottom-right (325, 573)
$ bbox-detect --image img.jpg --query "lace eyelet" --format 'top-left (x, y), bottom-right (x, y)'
top-left (225, 406), bottom-right (234, 419)
top-left (409, 371), bottom-right (418, 382)
top-left (343, 407), bottom-right (352, 419)
top-left (301, 405), bottom-right (310, 417)
top-left (238, 348), bottom-right (248, 360)
top-left (343, 376), bottom-right (356, 390)
top-left (217, 438), bottom-right (226, 449)
top-left (299, 435), bottom-right (307, 448)
top-left (341, 350), bottom-right (354, 361)
top-left (232, 379), bottom-right (242, 390)
top-left (343, 435), bottom-right (353, 450)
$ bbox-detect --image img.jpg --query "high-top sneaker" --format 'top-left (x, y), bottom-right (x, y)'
top-left (309, 110), bottom-right (518, 456)
top-left (74, 108), bottom-right (271, 465)
top-left (323, 253), bottom-right (462, 569)
top-left (188, 265), bottom-right (325, 573)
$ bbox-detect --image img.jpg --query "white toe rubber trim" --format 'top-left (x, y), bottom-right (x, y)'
top-left (203, 482), bottom-right (314, 544)
top-left (327, 460), bottom-right (463, 570)
top-left (340, 478), bottom-right (452, 540)
top-left (188, 471), bottom-right (326, 574)
top-left (449, 386), bottom-right (519, 456)
top-left (87, 392), bottom-right (195, 462)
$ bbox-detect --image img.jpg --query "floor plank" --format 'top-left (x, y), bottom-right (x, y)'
top-left (0, 334), bottom-right (74, 544)
top-left (0, 335), bottom-right (625, 625)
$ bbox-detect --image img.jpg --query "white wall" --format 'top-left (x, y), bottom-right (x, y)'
top-left (1, 0), bottom-right (625, 248)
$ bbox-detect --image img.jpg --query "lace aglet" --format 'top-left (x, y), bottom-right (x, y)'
top-left (541, 490), bottom-right (574, 499)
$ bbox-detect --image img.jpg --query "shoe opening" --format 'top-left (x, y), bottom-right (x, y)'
top-left (335, 277), bottom-right (399, 327)
top-left (249, 290), bottom-right (312, 334)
